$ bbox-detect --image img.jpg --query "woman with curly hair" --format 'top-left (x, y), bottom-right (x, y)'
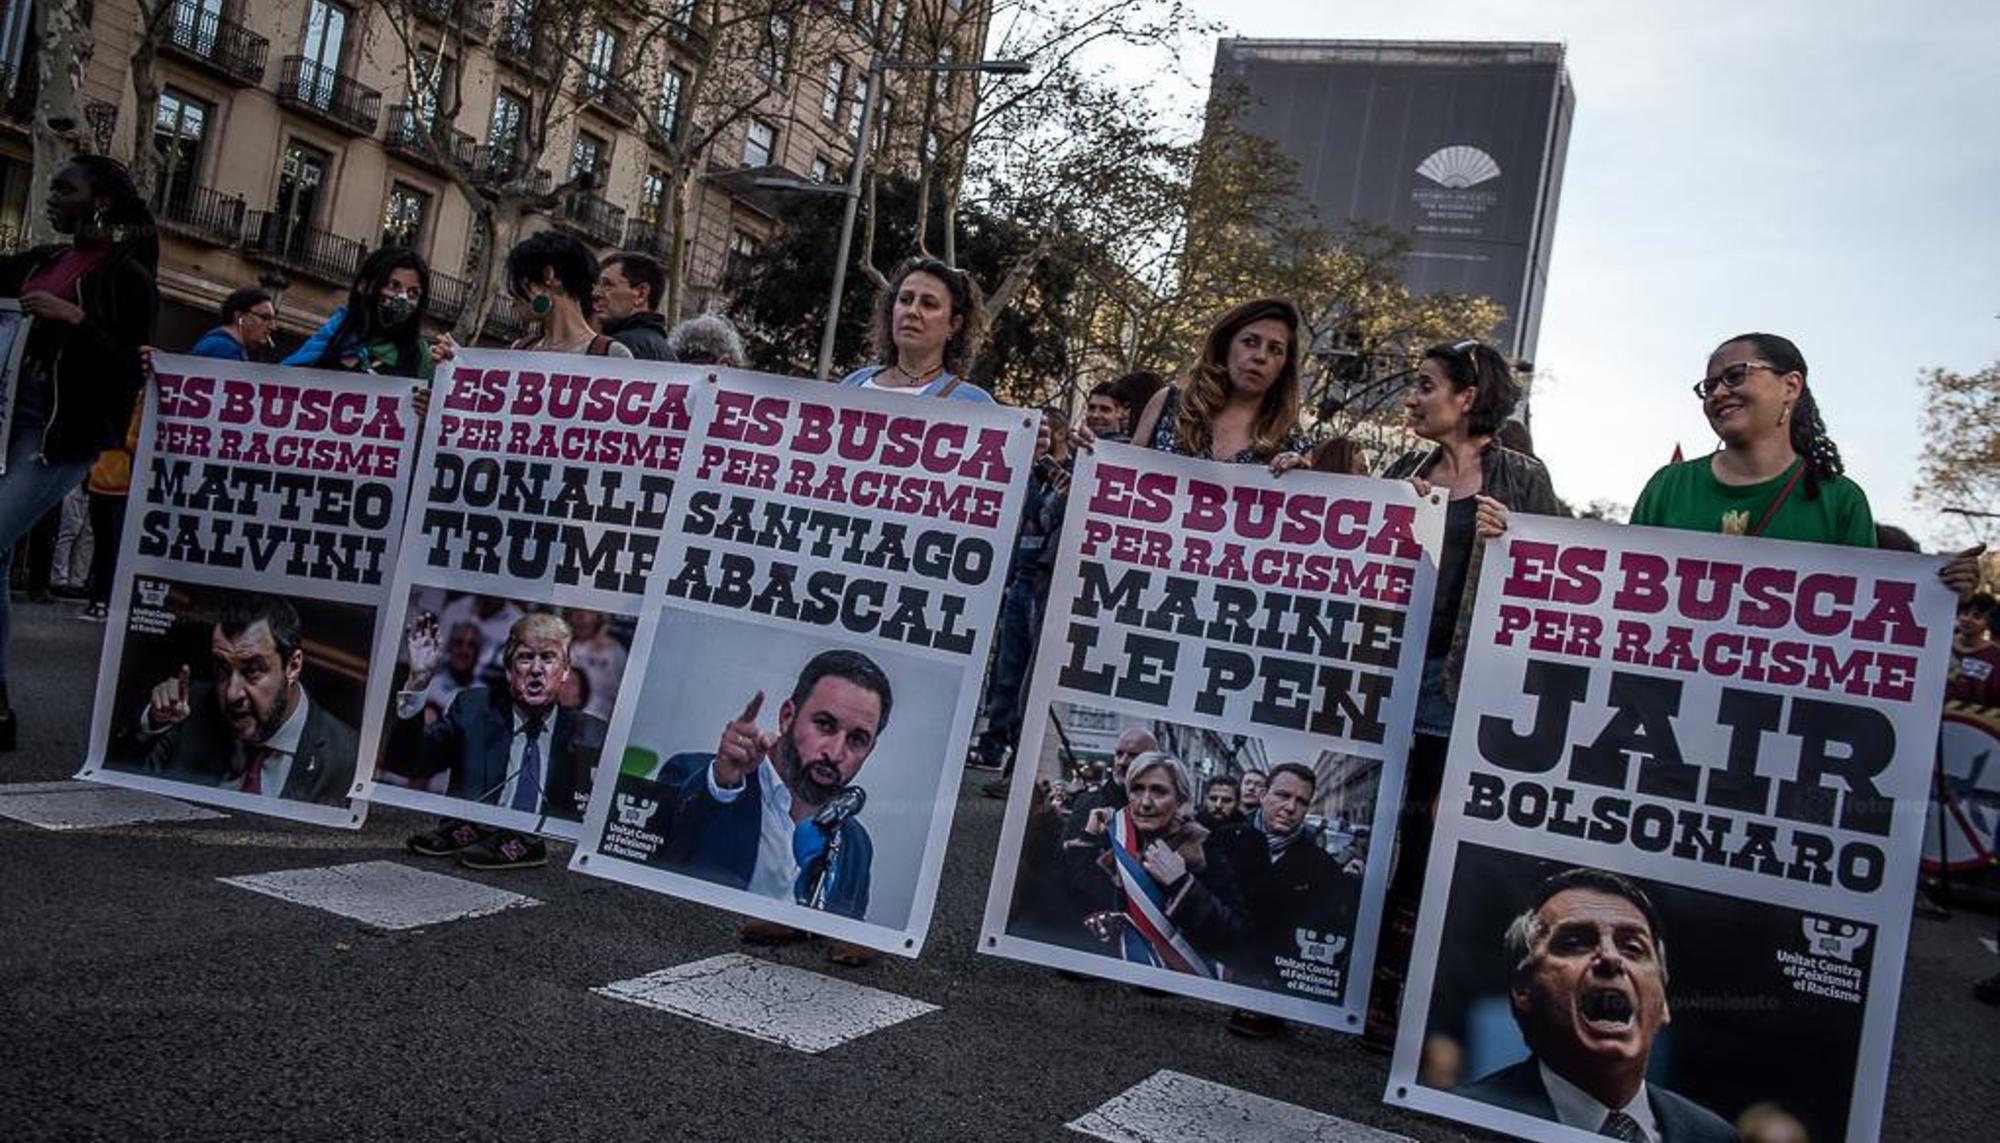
top-left (839, 255), bottom-right (993, 403)
top-left (1124, 298), bottom-right (1311, 475)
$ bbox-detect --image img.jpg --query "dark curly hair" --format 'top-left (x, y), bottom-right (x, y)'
top-left (1715, 332), bottom-right (1843, 498)
top-left (867, 256), bottom-right (984, 377)
top-left (314, 246), bottom-right (432, 377)
top-left (1421, 339), bottom-right (1521, 438)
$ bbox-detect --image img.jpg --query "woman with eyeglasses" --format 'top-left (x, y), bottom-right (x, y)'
top-left (1633, 332), bottom-right (1982, 586)
top-left (840, 256), bottom-right (993, 403)
top-left (1634, 333), bottom-right (1871, 541)
top-left (1364, 338), bottom-right (1565, 1046)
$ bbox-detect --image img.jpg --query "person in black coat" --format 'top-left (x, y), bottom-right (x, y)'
top-left (592, 252), bottom-right (675, 360)
top-left (1207, 763), bottom-right (1361, 997)
top-left (0, 156), bottom-right (158, 750)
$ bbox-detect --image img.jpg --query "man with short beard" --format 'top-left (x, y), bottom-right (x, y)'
top-left (1457, 868), bottom-right (1733, 1142)
top-left (648, 649), bottom-right (893, 924)
top-left (121, 595), bottom-right (357, 805)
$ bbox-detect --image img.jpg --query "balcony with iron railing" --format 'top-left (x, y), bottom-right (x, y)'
top-left (481, 301), bottom-right (526, 345)
top-left (411, 0), bottom-right (492, 42)
top-left (242, 211), bottom-right (366, 286)
top-left (278, 57), bottom-right (382, 137)
top-left (383, 106), bottom-right (476, 174)
top-left (0, 61), bottom-right (33, 130)
top-left (622, 219), bottom-right (671, 260)
top-left (494, 14), bottom-right (560, 80)
top-left (429, 270), bottom-right (471, 326)
top-left (580, 73), bottom-right (641, 125)
top-left (154, 182), bottom-right (246, 247)
top-left (161, 3), bottom-right (270, 87)
top-left (554, 190), bottom-right (626, 248)
top-left (466, 145), bottom-right (552, 198)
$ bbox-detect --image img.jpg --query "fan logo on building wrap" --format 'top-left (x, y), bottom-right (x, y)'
top-left (1416, 145), bottom-right (1502, 188)
top-left (1411, 145), bottom-right (1501, 240)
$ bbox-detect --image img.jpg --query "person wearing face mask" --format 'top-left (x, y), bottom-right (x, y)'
top-left (504, 230), bottom-right (634, 359)
top-left (283, 246), bottom-right (439, 377)
top-left (191, 289), bottom-right (278, 361)
top-left (839, 256), bottom-right (993, 402)
top-left (0, 155), bottom-right (159, 750)
top-left (1066, 751), bottom-right (1246, 977)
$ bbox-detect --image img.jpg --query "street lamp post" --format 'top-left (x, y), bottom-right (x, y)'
top-left (762, 55), bottom-right (1028, 381)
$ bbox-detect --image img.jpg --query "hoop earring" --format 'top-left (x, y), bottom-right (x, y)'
top-left (1778, 402), bottom-right (1791, 427)
top-left (91, 207), bottom-right (106, 232)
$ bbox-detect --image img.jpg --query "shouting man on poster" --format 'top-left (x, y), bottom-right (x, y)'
top-left (648, 649), bottom-right (893, 922)
top-left (1458, 868), bottom-right (1734, 1142)
top-left (122, 595), bottom-right (358, 805)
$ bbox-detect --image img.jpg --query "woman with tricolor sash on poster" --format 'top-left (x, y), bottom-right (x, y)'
top-left (1066, 752), bottom-right (1245, 976)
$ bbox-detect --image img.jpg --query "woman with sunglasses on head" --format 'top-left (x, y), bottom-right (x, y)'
top-left (1362, 339), bottom-right (1565, 1046)
top-left (841, 256), bottom-right (992, 403)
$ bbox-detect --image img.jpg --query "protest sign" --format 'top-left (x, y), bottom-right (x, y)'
top-left (980, 443), bottom-right (1443, 1029)
top-left (570, 371), bottom-right (1033, 956)
top-left (81, 357), bottom-right (416, 827)
top-left (1386, 515), bottom-right (1956, 1143)
top-left (353, 349), bottom-right (697, 840)
top-left (0, 299), bottom-right (25, 472)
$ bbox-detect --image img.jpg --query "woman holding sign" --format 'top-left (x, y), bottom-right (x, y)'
top-left (840, 256), bottom-right (994, 403)
top-left (1125, 298), bottom-right (1312, 473)
top-left (1631, 333), bottom-right (1979, 588)
top-left (1368, 339), bottom-right (1564, 1044)
top-left (0, 156), bottom-right (159, 750)
top-left (284, 246), bottom-right (444, 378)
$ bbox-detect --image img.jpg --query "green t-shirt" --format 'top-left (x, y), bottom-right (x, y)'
top-left (1629, 456), bottom-right (1876, 547)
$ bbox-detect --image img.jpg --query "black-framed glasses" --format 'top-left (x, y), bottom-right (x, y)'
top-left (1692, 361), bottom-right (1777, 399)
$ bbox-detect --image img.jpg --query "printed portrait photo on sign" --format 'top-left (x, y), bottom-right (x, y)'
top-left (369, 587), bottom-right (636, 824)
top-left (1413, 843), bottom-right (1870, 1143)
top-left (98, 576), bottom-right (372, 808)
top-left (593, 609), bottom-right (962, 932)
top-left (1002, 701), bottom-right (1376, 1007)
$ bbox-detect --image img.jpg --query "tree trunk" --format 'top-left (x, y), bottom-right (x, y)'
top-left (663, 169), bottom-right (693, 319)
top-left (128, 5), bottom-right (166, 199)
top-left (27, 1), bottom-right (94, 246)
top-left (454, 207), bottom-right (502, 344)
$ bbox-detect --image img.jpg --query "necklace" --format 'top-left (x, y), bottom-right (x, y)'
top-left (891, 361), bottom-right (943, 387)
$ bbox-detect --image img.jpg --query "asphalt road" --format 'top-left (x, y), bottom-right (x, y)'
top-left (3, 598), bottom-right (1997, 1142)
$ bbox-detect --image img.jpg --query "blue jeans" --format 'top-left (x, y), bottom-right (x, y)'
top-left (975, 575), bottom-right (1040, 764)
top-left (0, 418), bottom-right (97, 679)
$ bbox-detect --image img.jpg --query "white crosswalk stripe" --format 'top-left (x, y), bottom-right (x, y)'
top-left (218, 860), bottom-right (541, 930)
top-left (1068, 1070), bottom-right (1413, 1143)
top-left (595, 953), bottom-right (939, 1053)
top-left (0, 781), bottom-right (225, 830)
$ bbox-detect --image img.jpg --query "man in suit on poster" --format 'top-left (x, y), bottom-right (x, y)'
top-left (121, 594), bottom-right (358, 806)
top-left (1456, 868), bottom-right (1735, 1142)
top-left (647, 649), bottom-right (893, 922)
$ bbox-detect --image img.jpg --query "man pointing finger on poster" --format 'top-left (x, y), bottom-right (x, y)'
top-left (648, 649), bottom-right (894, 924)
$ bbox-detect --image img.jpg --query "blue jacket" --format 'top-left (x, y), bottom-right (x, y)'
top-left (191, 327), bottom-right (249, 360)
top-left (385, 685), bottom-right (608, 821)
top-left (282, 307), bottom-right (346, 368)
top-left (651, 751), bottom-right (872, 920)
top-left (839, 364), bottom-right (994, 403)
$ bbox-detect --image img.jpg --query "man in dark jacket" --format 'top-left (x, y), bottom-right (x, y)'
top-left (117, 594), bottom-right (357, 806)
top-left (592, 252), bottom-right (674, 360)
top-left (1207, 762), bottom-right (1360, 997)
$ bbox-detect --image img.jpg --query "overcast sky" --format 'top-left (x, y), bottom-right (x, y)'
top-left (1070, 0), bottom-right (2000, 546)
